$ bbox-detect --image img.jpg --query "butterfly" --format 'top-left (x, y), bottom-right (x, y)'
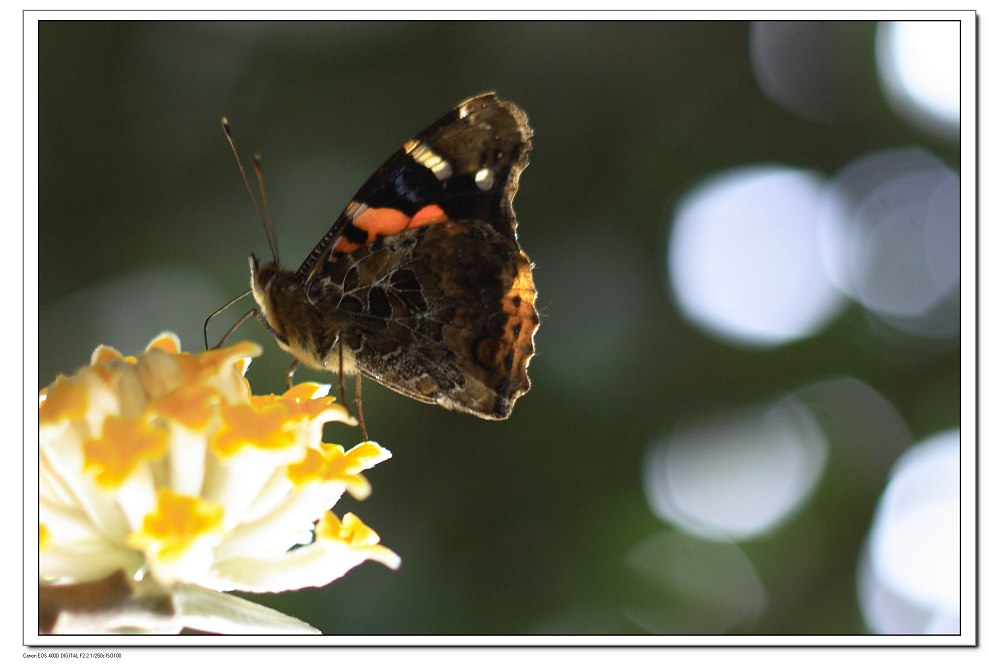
top-left (212, 93), bottom-right (538, 433)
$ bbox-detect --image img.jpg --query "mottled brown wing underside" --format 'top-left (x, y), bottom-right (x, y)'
top-left (311, 221), bottom-right (538, 419)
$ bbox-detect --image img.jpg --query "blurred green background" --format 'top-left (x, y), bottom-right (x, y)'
top-left (37, 20), bottom-right (963, 635)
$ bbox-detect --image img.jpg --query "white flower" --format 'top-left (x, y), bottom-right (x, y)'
top-left (39, 333), bottom-right (399, 634)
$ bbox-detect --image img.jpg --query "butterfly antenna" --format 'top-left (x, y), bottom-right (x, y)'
top-left (221, 117), bottom-right (279, 264)
top-left (252, 152), bottom-right (280, 265)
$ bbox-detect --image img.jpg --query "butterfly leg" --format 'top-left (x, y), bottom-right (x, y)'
top-left (355, 374), bottom-right (368, 441)
top-left (336, 344), bottom-right (348, 408)
top-left (208, 308), bottom-right (257, 350)
top-left (203, 290), bottom-right (254, 349)
top-left (285, 359), bottom-right (300, 390)
top-left (336, 345), bottom-right (367, 439)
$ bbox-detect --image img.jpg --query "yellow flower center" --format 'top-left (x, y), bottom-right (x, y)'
top-left (318, 512), bottom-right (379, 547)
top-left (129, 489), bottom-right (224, 563)
top-left (40, 523), bottom-right (51, 552)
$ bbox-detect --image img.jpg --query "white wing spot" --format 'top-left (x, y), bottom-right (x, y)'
top-left (344, 200), bottom-right (368, 219)
top-left (474, 168), bottom-right (495, 191)
top-left (405, 140), bottom-right (453, 181)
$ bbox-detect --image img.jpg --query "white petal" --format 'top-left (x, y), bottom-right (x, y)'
top-left (41, 541), bottom-right (143, 582)
top-left (39, 440), bottom-right (132, 542)
top-left (145, 534), bottom-right (222, 587)
top-left (203, 449), bottom-right (294, 531)
top-left (112, 467), bottom-right (159, 532)
top-left (164, 424), bottom-right (210, 496)
top-left (211, 538), bottom-right (397, 593)
top-left (173, 583), bottom-right (320, 634)
top-left (214, 482), bottom-right (347, 560)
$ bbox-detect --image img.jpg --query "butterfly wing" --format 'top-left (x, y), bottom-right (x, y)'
top-left (296, 93), bottom-right (533, 284)
top-left (291, 93), bottom-right (537, 418)
top-left (309, 221), bottom-right (537, 419)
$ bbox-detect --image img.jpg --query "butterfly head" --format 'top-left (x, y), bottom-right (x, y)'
top-left (248, 253), bottom-right (298, 349)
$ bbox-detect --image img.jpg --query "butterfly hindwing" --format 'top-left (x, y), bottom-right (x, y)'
top-left (307, 221), bottom-right (537, 418)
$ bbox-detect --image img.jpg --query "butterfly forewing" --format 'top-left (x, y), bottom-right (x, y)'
top-left (296, 93), bottom-right (532, 283)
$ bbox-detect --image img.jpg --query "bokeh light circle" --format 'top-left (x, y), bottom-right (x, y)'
top-left (858, 429), bottom-right (960, 633)
top-left (815, 147), bottom-right (960, 339)
top-left (876, 21), bottom-right (960, 139)
top-left (668, 166), bottom-right (845, 347)
top-left (644, 394), bottom-right (828, 541)
top-left (750, 21), bottom-right (873, 124)
top-left (625, 531), bottom-right (766, 633)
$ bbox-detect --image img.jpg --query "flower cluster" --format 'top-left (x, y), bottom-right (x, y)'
top-left (38, 333), bottom-right (398, 633)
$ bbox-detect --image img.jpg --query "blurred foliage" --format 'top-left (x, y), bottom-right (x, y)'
top-left (37, 20), bottom-right (961, 635)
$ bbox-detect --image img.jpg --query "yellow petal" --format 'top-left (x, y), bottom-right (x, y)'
top-left (148, 384), bottom-right (219, 430)
top-left (83, 415), bottom-right (168, 487)
top-left (146, 332), bottom-right (181, 354)
top-left (211, 403), bottom-right (298, 457)
top-left (39, 375), bottom-right (89, 425)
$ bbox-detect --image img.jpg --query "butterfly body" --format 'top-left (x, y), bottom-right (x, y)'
top-left (247, 94), bottom-right (538, 419)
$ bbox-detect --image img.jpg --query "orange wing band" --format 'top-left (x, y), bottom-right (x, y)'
top-left (332, 205), bottom-right (451, 255)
